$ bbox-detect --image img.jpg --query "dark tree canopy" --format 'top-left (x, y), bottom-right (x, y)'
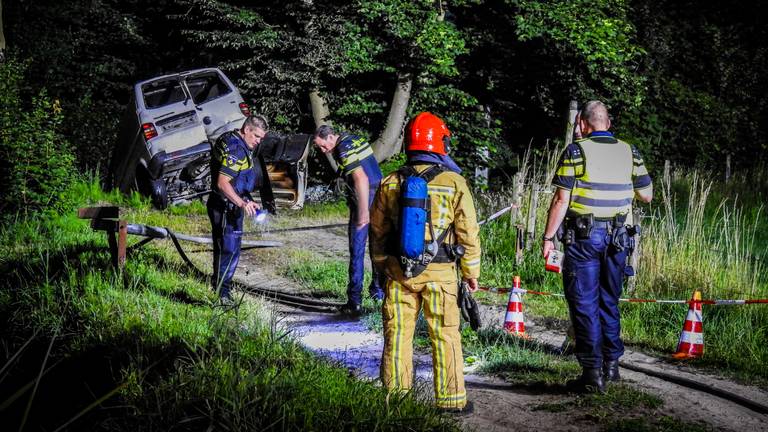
top-left (4, 0), bottom-right (767, 179)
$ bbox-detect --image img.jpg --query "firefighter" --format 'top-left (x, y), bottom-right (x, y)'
top-left (370, 112), bottom-right (481, 412)
top-left (542, 101), bottom-right (653, 392)
top-left (208, 115), bottom-right (275, 306)
top-left (313, 125), bottom-right (385, 316)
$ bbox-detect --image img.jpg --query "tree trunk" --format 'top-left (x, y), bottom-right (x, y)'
top-left (0, 0), bottom-right (6, 63)
top-left (474, 105), bottom-right (491, 186)
top-left (309, 89), bottom-right (338, 172)
top-left (371, 72), bottom-right (412, 162)
top-left (564, 100), bottom-right (579, 146)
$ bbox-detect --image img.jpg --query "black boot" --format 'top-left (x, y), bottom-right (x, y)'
top-left (338, 302), bottom-right (363, 317)
top-left (603, 360), bottom-right (621, 382)
top-left (566, 368), bottom-right (605, 393)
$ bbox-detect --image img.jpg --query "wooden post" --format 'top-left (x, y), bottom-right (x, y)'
top-left (510, 172), bottom-right (524, 265)
top-left (78, 206), bottom-right (126, 269)
top-left (664, 159), bottom-right (671, 182)
top-left (525, 183), bottom-right (540, 250)
top-left (725, 154), bottom-right (732, 183)
top-left (510, 172), bottom-right (523, 225)
top-left (515, 226), bottom-right (524, 265)
top-left (107, 226), bottom-right (118, 268)
top-left (627, 207), bottom-right (643, 293)
top-left (117, 220), bottom-right (127, 268)
top-left (564, 100), bottom-right (579, 146)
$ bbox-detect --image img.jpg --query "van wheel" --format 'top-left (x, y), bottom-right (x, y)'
top-left (135, 166), bottom-right (168, 209)
top-left (150, 179), bottom-right (169, 210)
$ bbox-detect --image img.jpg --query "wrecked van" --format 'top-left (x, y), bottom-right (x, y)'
top-left (109, 67), bottom-right (309, 209)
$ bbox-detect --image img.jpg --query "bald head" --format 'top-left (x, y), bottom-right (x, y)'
top-left (580, 100), bottom-right (611, 133)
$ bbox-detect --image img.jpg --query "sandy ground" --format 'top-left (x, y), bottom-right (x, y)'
top-left (231, 222), bottom-right (768, 431)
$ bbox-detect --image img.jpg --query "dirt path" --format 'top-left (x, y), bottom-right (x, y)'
top-left (478, 307), bottom-right (768, 431)
top-left (234, 224), bottom-right (768, 431)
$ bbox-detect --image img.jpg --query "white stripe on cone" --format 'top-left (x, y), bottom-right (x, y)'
top-left (680, 332), bottom-right (704, 345)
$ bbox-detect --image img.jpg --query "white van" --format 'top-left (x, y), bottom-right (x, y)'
top-left (109, 67), bottom-right (309, 209)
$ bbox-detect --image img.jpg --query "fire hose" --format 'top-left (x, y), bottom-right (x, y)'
top-left (242, 202), bottom-right (517, 236)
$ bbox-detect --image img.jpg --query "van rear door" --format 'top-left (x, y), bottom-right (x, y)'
top-left (181, 70), bottom-right (245, 142)
top-left (138, 75), bottom-right (208, 156)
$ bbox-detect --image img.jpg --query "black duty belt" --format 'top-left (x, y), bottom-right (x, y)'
top-left (587, 220), bottom-right (613, 229)
top-left (564, 215), bottom-right (624, 230)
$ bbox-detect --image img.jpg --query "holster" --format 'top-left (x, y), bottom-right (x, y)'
top-left (562, 214), bottom-right (594, 244)
top-left (573, 214), bottom-right (594, 239)
top-left (609, 213), bottom-right (633, 252)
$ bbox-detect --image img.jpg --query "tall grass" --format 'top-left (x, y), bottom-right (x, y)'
top-left (623, 168), bottom-right (767, 378)
top-left (474, 151), bottom-right (768, 382)
top-left (0, 178), bottom-right (458, 431)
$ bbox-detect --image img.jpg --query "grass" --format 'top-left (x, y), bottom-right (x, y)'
top-left (263, 188), bottom-right (735, 430)
top-left (0, 178), bottom-right (459, 431)
top-left (280, 250), bottom-right (351, 298)
top-left (459, 327), bottom-right (672, 430)
top-left (474, 156), bottom-right (768, 384)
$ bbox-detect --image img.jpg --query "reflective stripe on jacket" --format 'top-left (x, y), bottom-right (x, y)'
top-left (370, 164), bottom-right (481, 287)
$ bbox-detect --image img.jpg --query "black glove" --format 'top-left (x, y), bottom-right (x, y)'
top-left (459, 282), bottom-right (482, 331)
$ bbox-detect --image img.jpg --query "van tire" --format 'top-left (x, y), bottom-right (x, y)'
top-left (135, 165), bottom-right (168, 209)
top-left (150, 179), bottom-right (169, 210)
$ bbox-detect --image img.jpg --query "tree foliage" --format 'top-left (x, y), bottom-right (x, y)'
top-left (4, 0), bottom-right (767, 188)
top-left (512, 0), bottom-right (646, 107)
top-left (617, 0), bottom-right (768, 168)
top-left (0, 60), bottom-right (75, 218)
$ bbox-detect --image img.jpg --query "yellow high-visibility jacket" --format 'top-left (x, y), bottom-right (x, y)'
top-left (370, 164), bottom-right (481, 288)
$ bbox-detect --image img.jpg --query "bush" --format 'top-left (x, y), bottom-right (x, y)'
top-left (0, 59), bottom-right (76, 219)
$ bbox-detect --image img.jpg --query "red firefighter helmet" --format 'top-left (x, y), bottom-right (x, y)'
top-left (405, 112), bottom-right (451, 155)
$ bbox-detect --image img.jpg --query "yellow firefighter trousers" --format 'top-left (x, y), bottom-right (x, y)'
top-left (380, 278), bottom-right (466, 409)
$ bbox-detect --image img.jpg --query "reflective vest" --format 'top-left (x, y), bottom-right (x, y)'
top-left (569, 137), bottom-right (634, 218)
top-left (211, 131), bottom-right (258, 197)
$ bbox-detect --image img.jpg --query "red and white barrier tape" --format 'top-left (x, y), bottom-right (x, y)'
top-left (478, 286), bottom-right (768, 306)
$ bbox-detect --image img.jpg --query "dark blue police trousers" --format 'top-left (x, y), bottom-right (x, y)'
top-left (563, 227), bottom-right (628, 368)
top-left (207, 197), bottom-right (244, 300)
top-left (347, 184), bottom-right (385, 305)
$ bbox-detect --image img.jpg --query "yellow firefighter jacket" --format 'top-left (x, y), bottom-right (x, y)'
top-left (370, 164), bottom-right (481, 288)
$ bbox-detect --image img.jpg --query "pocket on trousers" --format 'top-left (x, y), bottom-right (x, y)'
top-left (565, 272), bottom-right (582, 299)
top-left (383, 301), bottom-right (395, 322)
top-left (440, 284), bottom-right (460, 327)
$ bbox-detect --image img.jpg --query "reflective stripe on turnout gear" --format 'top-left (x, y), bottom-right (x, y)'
top-left (380, 279), bottom-right (466, 409)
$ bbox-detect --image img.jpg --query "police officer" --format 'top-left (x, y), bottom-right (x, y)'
top-left (542, 101), bottom-right (652, 392)
top-left (370, 112), bottom-right (481, 412)
top-left (313, 125), bottom-right (385, 315)
top-left (208, 115), bottom-right (275, 305)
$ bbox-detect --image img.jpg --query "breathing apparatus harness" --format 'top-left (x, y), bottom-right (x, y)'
top-left (390, 162), bottom-right (482, 330)
top-left (392, 163), bottom-right (465, 279)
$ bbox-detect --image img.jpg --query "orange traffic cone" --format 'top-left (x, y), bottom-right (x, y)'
top-left (672, 290), bottom-right (704, 359)
top-left (504, 275), bottom-right (527, 337)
